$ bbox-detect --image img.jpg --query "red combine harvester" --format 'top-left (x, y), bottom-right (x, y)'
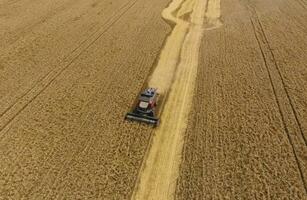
top-left (125, 88), bottom-right (160, 126)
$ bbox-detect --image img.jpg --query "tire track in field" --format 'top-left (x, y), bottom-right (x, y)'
top-left (132, 0), bottom-right (222, 199)
top-left (0, 0), bottom-right (138, 135)
top-left (248, 4), bottom-right (307, 146)
top-left (294, 0), bottom-right (307, 10)
top-left (27, 76), bottom-right (118, 199)
top-left (0, 0), bottom-right (23, 6)
top-left (248, 6), bottom-right (307, 192)
top-left (0, 0), bottom-right (131, 115)
top-left (0, 0), bottom-right (79, 49)
top-left (0, 0), bottom-right (139, 183)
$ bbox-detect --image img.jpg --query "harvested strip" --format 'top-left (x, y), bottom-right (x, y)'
top-left (132, 0), bottom-right (222, 199)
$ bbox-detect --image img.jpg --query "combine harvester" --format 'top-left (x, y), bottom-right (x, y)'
top-left (125, 88), bottom-right (163, 126)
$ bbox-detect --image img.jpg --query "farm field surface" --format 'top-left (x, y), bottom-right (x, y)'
top-left (0, 0), bottom-right (306, 199)
top-left (0, 0), bottom-right (170, 198)
top-left (176, 0), bottom-right (307, 199)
